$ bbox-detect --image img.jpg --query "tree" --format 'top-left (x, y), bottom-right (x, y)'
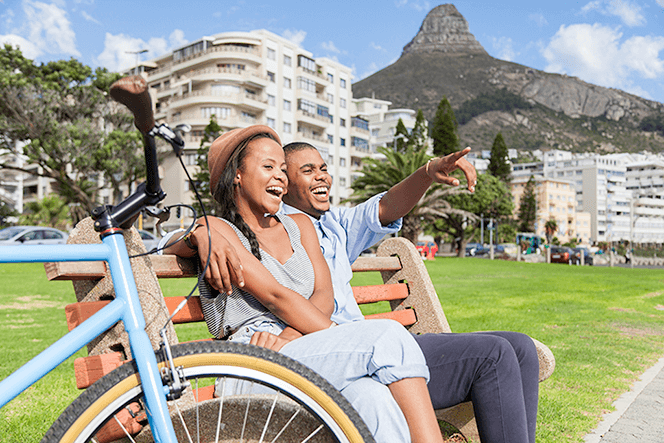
top-left (518, 176), bottom-right (537, 233)
top-left (430, 96), bottom-right (460, 157)
top-left (346, 145), bottom-right (472, 243)
top-left (0, 200), bottom-right (17, 228)
top-left (0, 45), bottom-right (143, 223)
top-left (428, 174), bottom-right (514, 256)
top-left (488, 132), bottom-right (511, 182)
top-left (407, 109), bottom-right (428, 152)
top-left (18, 194), bottom-right (71, 230)
top-left (544, 218), bottom-right (558, 244)
top-left (192, 116), bottom-right (223, 218)
top-left (393, 118), bottom-right (410, 153)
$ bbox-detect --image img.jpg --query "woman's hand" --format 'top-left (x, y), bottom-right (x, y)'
top-left (192, 224), bottom-right (245, 295)
top-left (249, 331), bottom-right (292, 352)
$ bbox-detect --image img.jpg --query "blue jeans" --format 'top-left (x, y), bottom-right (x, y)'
top-left (229, 319), bottom-right (429, 442)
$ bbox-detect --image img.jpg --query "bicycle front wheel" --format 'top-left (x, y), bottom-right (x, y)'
top-left (43, 341), bottom-right (374, 443)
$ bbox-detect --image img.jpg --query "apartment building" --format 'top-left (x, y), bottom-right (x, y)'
top-left (626, 157), bottom-right (664, 244)
top-left (140, 30), bottom-right (354, 230)
top-left (510, 176), bottom-right (591, 245)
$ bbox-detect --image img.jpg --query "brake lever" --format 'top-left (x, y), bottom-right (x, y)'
top-left (150, 123), bottom-right (185, 156)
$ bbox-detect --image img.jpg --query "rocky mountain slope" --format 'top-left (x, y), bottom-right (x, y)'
top-left (352, 4), bottom-right (664, 154)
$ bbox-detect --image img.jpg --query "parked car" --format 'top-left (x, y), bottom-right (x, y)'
top-left (572, 247), bottom-right (594, 266)
top-left (0, 226), bottom-right (69, 245)
top-left (465, 242), bottom-right (482, 256)
top-left (138, 229), bottom-right (160, 251)
top-left (549, 246), bottom-right (574, 264)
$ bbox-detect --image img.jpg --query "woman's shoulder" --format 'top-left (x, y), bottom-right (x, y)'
top-left (284, 213), bottom-right (314, 232)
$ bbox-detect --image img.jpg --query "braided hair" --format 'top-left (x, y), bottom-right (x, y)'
top-left (212, 132), bottom-right (279, 260)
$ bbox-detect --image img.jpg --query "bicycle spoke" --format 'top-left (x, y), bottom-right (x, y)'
top-left (215, 377), bottom-right (226, 443)
top-left (269, 407), bottom-right (301, 443)
top-left (239, 381), bottom-right (254, 443)
top-left (301, 424), bottom-right (325, 443)
top-left (258, 391), bottom-right (280, 443)
top-left (112, 414), bottom-right (137, 442)
top-left (174, 401), bottom-right (194, 443)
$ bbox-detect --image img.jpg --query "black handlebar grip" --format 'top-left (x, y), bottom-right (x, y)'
top-left (109, 75), bottom-right (155, 134)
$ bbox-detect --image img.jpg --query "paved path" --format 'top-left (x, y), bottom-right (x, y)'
top-left (584, 356), bottom-right (664, 443)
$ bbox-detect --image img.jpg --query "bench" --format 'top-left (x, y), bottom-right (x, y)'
top-left (46, 219), bottom-right (555, 442)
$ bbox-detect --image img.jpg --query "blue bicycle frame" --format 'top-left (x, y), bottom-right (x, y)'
top-left (0, 234), bottom-right (179, 443)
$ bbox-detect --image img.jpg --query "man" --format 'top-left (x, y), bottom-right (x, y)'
top-left (164, 142), bottom-right (539, 443)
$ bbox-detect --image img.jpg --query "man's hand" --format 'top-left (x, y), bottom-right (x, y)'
top-left (249, 331), bottom-right (292, 352)
top-left (426, 147), bottom-right (477, 192)
top-left (192, 224), bottom-right (244, 295)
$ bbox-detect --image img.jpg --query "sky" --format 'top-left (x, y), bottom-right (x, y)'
top-left (1, 0), bottom-right (664, 104)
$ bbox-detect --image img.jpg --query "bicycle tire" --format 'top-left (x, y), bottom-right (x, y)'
top-left (42, 341), bottom-right (375, 443)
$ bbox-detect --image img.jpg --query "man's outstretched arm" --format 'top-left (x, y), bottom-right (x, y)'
top-left (378, 147), bottom-right (476, 226)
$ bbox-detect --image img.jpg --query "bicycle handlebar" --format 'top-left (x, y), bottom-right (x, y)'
top-left (110, 76), bottom-right (155, 134)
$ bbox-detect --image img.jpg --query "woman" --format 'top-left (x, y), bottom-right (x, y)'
top-left (178, 125), bottom-right (444, 443)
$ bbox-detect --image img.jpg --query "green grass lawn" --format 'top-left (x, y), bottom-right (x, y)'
top-left (1, 259), bottom-right (663, 442)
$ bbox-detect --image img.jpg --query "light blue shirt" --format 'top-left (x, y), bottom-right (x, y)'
top-left (282, 192), bottom-right (402, 324)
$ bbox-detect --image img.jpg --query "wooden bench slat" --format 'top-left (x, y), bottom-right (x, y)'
top-left (364, 309), bottom-right (417, 327)
top-left (163, 296), bottom-right (205, 323)
top-left (352, 283), bottom-right (408, 304)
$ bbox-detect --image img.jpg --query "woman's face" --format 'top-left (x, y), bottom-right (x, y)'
top-left (235, 137), bottom-right (288, 216)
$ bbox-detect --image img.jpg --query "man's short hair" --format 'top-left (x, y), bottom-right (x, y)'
top-left (283, 141), bottom-right (317, 161)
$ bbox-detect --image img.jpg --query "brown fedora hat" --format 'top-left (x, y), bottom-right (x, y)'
top-left (208, 125), bottom-right (281, 192)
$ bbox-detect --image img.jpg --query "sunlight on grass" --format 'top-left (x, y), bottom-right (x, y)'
top-left (1, 259), bottom-right (663, 442)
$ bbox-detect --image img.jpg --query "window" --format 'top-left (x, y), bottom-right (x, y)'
top-left (327, 93), bottom-right (334, 103)
top-left (284, 77), bottom-right (291, 89)
top-left (298, 55), bottom-right (317, 73)
top-left (327, 134), bottom-right (333, 144)
top-left (267, 117), bottom-right (276, 129)
top-left (283, 122), bottom-right (291, 133)
top-left (339, 158), bottom-right (346, 167)
top-left (297, 76), bottom-right (316, 93)
top-left (317, 105), bottom-right (330, 119)
top-left (284, 99), bottom-right (291, 111)
top-left (210, 84), bottom-right (240, 95)
top-left (340, 177), bottom-right (347, 186)
top-left (241, 111), bottom-right (257, 123)
top-left (351, 137), bottom-right (369, 152)
top-left (267, 48), bottom-right (276, 60)
top-left (340, 98), bottom-right (346, 108)
top-left (351, 117), bottom-right (369, 130)
top-left (340, 138), bottom-right (346, 146)
top-left (371, 128), bottom-right (380, 137)
top-left (267, 94), bottom-right (276, 106)
top-left (340, 118), bottom-right (346, 127)
top-left (340, 78), bottom-right (346, 88)
top-left (267, 71), bottom-right (275, 82)
top-left (201, 107), bottom-right (231, 119)
top-left (284, 54), bottom-right (291, 66)
top-left (327, 73), bottom-right (334, 83)
top-left (185, 154), bottom-right (197, 166)
top-left (298, 98), bottom-right (316, 115)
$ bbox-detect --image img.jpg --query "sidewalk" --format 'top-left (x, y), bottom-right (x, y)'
top-left (584, 355), bottom-right (664, 443)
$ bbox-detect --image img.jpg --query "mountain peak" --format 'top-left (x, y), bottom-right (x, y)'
top-left (402, 4), bottom-right (487, 56)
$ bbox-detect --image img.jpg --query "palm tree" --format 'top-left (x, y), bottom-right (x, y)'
top-left (544, 218), bottom-right (558, 244)
top-left (345, 145), bottom-right (473, 243)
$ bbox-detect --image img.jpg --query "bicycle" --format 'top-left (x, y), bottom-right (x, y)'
top-left (0, 75), bottom-right (373, 443)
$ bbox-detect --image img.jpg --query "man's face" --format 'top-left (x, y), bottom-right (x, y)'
top-left (283, 148), bottom-right (332, 218)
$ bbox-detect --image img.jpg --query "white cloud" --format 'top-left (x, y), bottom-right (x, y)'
top-left (321, 40), bottom-right (340, 54)
top-left (96, 29), bottom-right (188, 72)
top-left (529, 13), bottom-right (548, 27)
top-left (658, 0), bottom-right (664, 7)
top-left (0, 34), bottom-right (41, 58)
top-left (23, 0), bottom-right (80, 56)
top-left (580, 0), bottom-right (646, 26)
top-left (370, 42), bottom-right (386, 52)
top-left (394, 0), bottom-right (430, 11)
top-left (492, 36), bottom-right (516, 62)
top-left (282, 29), bottom-right (306, 47)
top-left (80, 11), bottom-right (100, 25)
top-left (360, 62), bottom-right (380, 80)
top-left (542, 23), bottom-right (664, 92)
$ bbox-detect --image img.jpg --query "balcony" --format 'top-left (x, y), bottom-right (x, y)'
top-left (296, 131), bottom-right (329, 146)
top-left (296, 109), bottom-right (330, 130)
top-left (172, 44), bottom-right (262, 72)
top-left (170, 90), bottom-right (268, 112)
top-left (296, 66), bottom-right (329, 88)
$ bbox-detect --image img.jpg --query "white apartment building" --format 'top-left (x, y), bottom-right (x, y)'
top-left (351, 97), bottom-right (418, 183)
top-left (512, 149), bottom-right (664, 244)
top-left (626, 157), bottom-right (664, 244)
top-left (140, 30), bottom-right (354, 230)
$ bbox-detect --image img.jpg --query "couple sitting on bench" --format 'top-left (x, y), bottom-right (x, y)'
top-left (161, 125), bottom-right (540, 443)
